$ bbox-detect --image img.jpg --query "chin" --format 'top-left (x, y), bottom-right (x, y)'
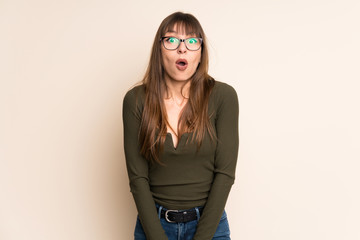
top-left (168, 74), bottom-right (190, 82)
top-left (175, 77), bottom-right (192, 82)
top-left (166, 71), bottom-right (195, 82)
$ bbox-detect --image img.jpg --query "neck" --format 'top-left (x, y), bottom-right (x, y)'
top-left (164, 78), bottom-right (191, 100)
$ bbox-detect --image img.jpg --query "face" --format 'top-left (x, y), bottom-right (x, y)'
top-left (161, 26), bottom-right (202, 83)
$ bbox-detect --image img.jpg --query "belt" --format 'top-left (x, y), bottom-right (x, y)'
top-left (159, 207), bottom-right (203, 223)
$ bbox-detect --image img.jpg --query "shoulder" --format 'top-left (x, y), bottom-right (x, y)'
top-left (123, 84), bottom-right (146, 106)
top-left (209, 81), bottom-right (239, 121)
top-left (210, 80), bottom-right (238, 103)
top-left (122, 84), bottom-right (146, 119)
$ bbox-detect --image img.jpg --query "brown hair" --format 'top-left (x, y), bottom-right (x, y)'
top-left (139, 12), bottom-right (215, 163)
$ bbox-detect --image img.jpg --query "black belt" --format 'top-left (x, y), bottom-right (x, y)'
top-left (159, 208), bottom-right (203, 223)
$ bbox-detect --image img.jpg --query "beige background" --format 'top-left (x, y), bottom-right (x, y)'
top-left (1, 0), bottom-right (360, 239)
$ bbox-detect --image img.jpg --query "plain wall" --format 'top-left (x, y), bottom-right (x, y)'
top-left (1, 0), bottom-right (359, 239)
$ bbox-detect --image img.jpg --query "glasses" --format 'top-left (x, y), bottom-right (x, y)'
top-left (160, 37), bottom-right (203, 51)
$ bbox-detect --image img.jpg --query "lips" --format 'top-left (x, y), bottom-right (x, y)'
top-left (175, 59), bottom-right (188, 71)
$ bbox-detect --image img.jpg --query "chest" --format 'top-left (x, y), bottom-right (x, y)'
top-left (164, 99), bottom-right (188, 148)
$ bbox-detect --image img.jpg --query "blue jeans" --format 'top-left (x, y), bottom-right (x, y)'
top-left (134, 205), bottom-right (231, 240)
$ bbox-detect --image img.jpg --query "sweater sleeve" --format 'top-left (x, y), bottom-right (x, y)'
top-left (193, 83), bottom-right (239, 240)
top-left (122, 87), bottom-right (168, 240)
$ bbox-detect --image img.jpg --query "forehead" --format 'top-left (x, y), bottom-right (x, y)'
top-left (164, 22), bottom-right (198, 36)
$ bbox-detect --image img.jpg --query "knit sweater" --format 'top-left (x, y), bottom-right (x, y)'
top-left (122, 81), bottom-right (239, 240)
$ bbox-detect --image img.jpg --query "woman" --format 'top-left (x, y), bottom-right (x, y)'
top-left (123, 12), bottom-right (239, 240)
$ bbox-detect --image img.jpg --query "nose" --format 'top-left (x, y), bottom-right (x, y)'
top-left (177, 41), bottom-right (187, 54)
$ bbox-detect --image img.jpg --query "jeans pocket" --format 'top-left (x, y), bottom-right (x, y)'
top-left (134, 216), bottom-right (147, 240)
top-left (220, 210), bottom-right (227, 220)
top-left (212, 211), bottom-right (231, 239)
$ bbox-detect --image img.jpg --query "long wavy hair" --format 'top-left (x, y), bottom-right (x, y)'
top-left (139, 12), bottom-right (215, 163)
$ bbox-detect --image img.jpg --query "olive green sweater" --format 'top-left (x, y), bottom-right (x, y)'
top-left (122, 81), bottom-right (239, 240)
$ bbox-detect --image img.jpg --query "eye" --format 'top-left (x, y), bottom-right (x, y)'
top-left (166, 37), bottom-right (179, 44)
top-left (187, 38), bottom-right (198, 44)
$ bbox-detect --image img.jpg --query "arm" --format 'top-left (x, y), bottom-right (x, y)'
top-left (123, 87), bottom-right (168, 240)
top-left (193, 83), bottom-right (239, 240)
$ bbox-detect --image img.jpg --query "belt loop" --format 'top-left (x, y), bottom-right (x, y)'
top-left (158, 205), bottom-right (163, 219)
top-left (195, 207), bottom-right (200, 221)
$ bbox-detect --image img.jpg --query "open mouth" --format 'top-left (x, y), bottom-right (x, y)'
top-left (176, 59), bottom-right (188, 70)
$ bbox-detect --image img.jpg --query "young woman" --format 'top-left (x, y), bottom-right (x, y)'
top-left (123, 12), bottom-right (239, 240)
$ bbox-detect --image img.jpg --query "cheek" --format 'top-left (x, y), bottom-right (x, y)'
top-left (192, 53), bottom-right (201, 69)
top-left (195, 52), bottom-right (201, 64)
top-left (161, 52), bottom-right (171, 70)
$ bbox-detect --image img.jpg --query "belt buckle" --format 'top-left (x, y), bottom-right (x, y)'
top-left (165, 209), bottom-right (179, 223)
